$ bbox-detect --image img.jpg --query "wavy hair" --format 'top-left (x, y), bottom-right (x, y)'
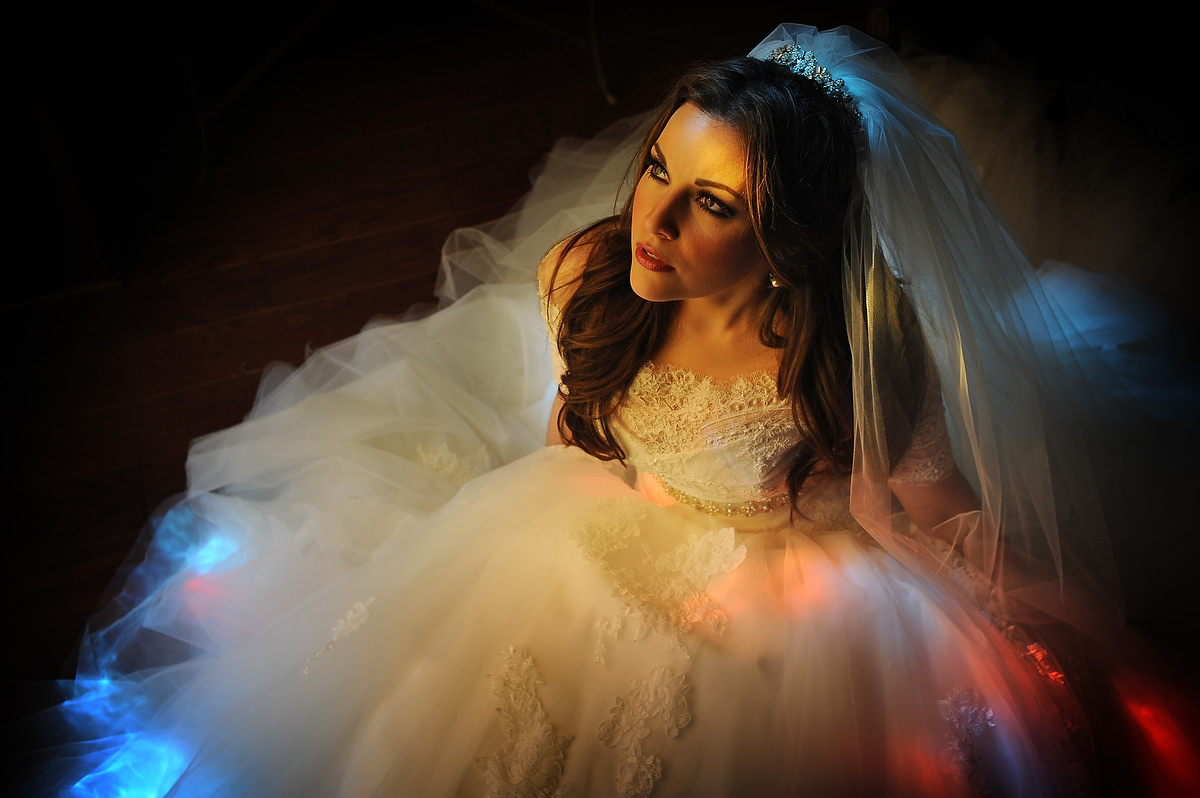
top-left (547, 56), bottom-right (920, 503)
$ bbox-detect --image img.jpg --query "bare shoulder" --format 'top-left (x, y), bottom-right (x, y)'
top-left (537, 221), bottom-right (616, 309)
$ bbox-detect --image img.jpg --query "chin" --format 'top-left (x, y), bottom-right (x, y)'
top-left (629, 266), bottom-right (676, 303)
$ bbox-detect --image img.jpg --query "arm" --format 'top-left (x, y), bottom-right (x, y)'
top-left (890, 467), bottom-right (979, 541)
top-left (535, 234), bottom-right (589, 314)
top-left (537, 233), bottom-right (592, 447)
top-left (887, 379), bottom-right (980, 542)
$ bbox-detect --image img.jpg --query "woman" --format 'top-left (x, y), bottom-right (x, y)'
top-left (25, 24), bottom-right (1197, 798)
top-left (540, 53), bottom-right (978, 536)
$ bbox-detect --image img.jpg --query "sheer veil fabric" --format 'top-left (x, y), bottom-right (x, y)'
top-left (821, 26), bottom-right (1120, 600)
top-left (17, 22), bottom-right (1200, 798)
top-left (750, 24), bottom-right (1195, 633)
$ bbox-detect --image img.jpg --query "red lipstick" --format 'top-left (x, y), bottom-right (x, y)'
top-left (635, 244), bottom-right (673, 272)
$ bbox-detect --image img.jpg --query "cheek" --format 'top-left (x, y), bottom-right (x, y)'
top-left (632, 177), bottom-right (646, 201)
top-left (733, 224), bottom-right (762, 255)
top-left (630, 182), bottom-right (651, 229)
top-left (695, 235), bottom-right (767, 288)
top-left (732, 229), bottom-right (769, 272)
top-left (699, 230), bottom-right (759, 272)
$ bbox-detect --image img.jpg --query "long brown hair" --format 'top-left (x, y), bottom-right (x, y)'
top-left (548, 56), bottom-right (902, 502)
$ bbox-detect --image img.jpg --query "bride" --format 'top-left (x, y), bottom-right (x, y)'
top-left (23, 23), bottom-right (1199, 798)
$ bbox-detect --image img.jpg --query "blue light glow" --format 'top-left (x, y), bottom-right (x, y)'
top-left (62, 678), bottom-right (158, 735)
top-left (69, 735), bottom-right (188, 798)
top-left (55, 499), bottom-right (246, 795)
top-left (187, 533), bottom-right (240, 575)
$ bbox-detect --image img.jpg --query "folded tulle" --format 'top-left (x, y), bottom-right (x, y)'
top-left (186, 284), bottom-right (555, 501)
top-left (29, 447), bottom-right (1099, 797)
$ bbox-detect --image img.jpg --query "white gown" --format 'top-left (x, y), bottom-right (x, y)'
top-left (50, 321), bottom-right (1089, 797)
top-left (25, 53), bottom-right (1198, 798)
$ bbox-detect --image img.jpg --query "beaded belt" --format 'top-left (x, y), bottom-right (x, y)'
top-left (660, 481), bottom-right (790, 517)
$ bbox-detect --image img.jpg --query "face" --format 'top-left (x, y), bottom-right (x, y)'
top-left (629, 102), bottom-right (771, 306)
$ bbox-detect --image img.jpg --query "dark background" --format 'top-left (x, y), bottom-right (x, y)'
top-left (4, 0), bottom-right (1195, 763)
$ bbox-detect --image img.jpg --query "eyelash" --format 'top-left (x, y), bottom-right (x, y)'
top-left (644, 157), bottom-right (734, 218)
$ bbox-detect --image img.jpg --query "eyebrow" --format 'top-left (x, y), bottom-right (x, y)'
top-left (651, 142), bottom-right (746, 204)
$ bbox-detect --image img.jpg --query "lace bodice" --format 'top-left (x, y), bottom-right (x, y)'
top-left (612, 364), bottom-right (798, 515)
top-left (542, 295), bottom-right (955, 524)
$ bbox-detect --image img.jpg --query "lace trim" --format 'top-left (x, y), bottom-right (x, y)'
top-left (616, 364), bottom-right (792, 454)
top-left (598, 667), bottom-right (692, 798)
top-left (476, 647), bottom-right (573, 798)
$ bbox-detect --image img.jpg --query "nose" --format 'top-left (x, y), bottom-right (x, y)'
top-left (642, 192), bottom-right (679, 240)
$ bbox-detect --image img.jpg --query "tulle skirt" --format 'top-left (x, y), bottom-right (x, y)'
top-left (41, 436), bottom-right (1097, 797)
top-left (21, 280), bottom-right (1171, 797)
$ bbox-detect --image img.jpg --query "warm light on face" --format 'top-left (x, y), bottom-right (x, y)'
top-left (629, 103), bottom-right (770, 306)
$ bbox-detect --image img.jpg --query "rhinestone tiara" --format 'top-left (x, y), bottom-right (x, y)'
top-left (765, 44), bottom-right (857, 113)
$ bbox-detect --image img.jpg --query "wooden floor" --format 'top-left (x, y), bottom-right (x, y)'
top-left (4, 0), bottom-right (1195, 758)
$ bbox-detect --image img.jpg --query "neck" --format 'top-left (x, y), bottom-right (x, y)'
top-left (654, 292), bottom-right (778, 380)
top-left (675, 289), bottom-right (766, 336)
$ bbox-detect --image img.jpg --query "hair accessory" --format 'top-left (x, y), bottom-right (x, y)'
top-left (766, 44), bottom-right (857, 113)
top-left (769, 273), bottom-right (782, 288)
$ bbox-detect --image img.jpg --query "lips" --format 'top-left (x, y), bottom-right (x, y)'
top-left (635, 243), bottom-right (673, 272)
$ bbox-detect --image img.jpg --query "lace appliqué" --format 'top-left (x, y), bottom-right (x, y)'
top-left (598, 667), bottom-right (692, 798)
top-left (939, 687), bottom-right (997, 794)
top-left (614, 364), bottom-right (799, 511)
top-left (617, 364), bottom-right (787, 452)
top-left (574, 496), bottom-right (745, 657)
top-left (574, 494), bottom-right (644, 561)
top-left (476, 647), bottom-right (573, 798)
top-left (415, 442), bottom-right (490, 487)
top-left (889, 381), bottom-right (956, 486)
top-left (302, 596), bottom-right (376, 675)
top-left (591, 616), bottom-right (626, 666)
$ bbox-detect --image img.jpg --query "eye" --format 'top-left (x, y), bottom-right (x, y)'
top-left (697, 192), bottom-right (734, 218)
top-left (645, 157), bottom-right (668, 183)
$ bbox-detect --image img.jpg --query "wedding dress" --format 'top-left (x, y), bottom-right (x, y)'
top-left (20, 24), bottom-right (1199, 798)
top-left (37, 313), bottom-right (1095, 798)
